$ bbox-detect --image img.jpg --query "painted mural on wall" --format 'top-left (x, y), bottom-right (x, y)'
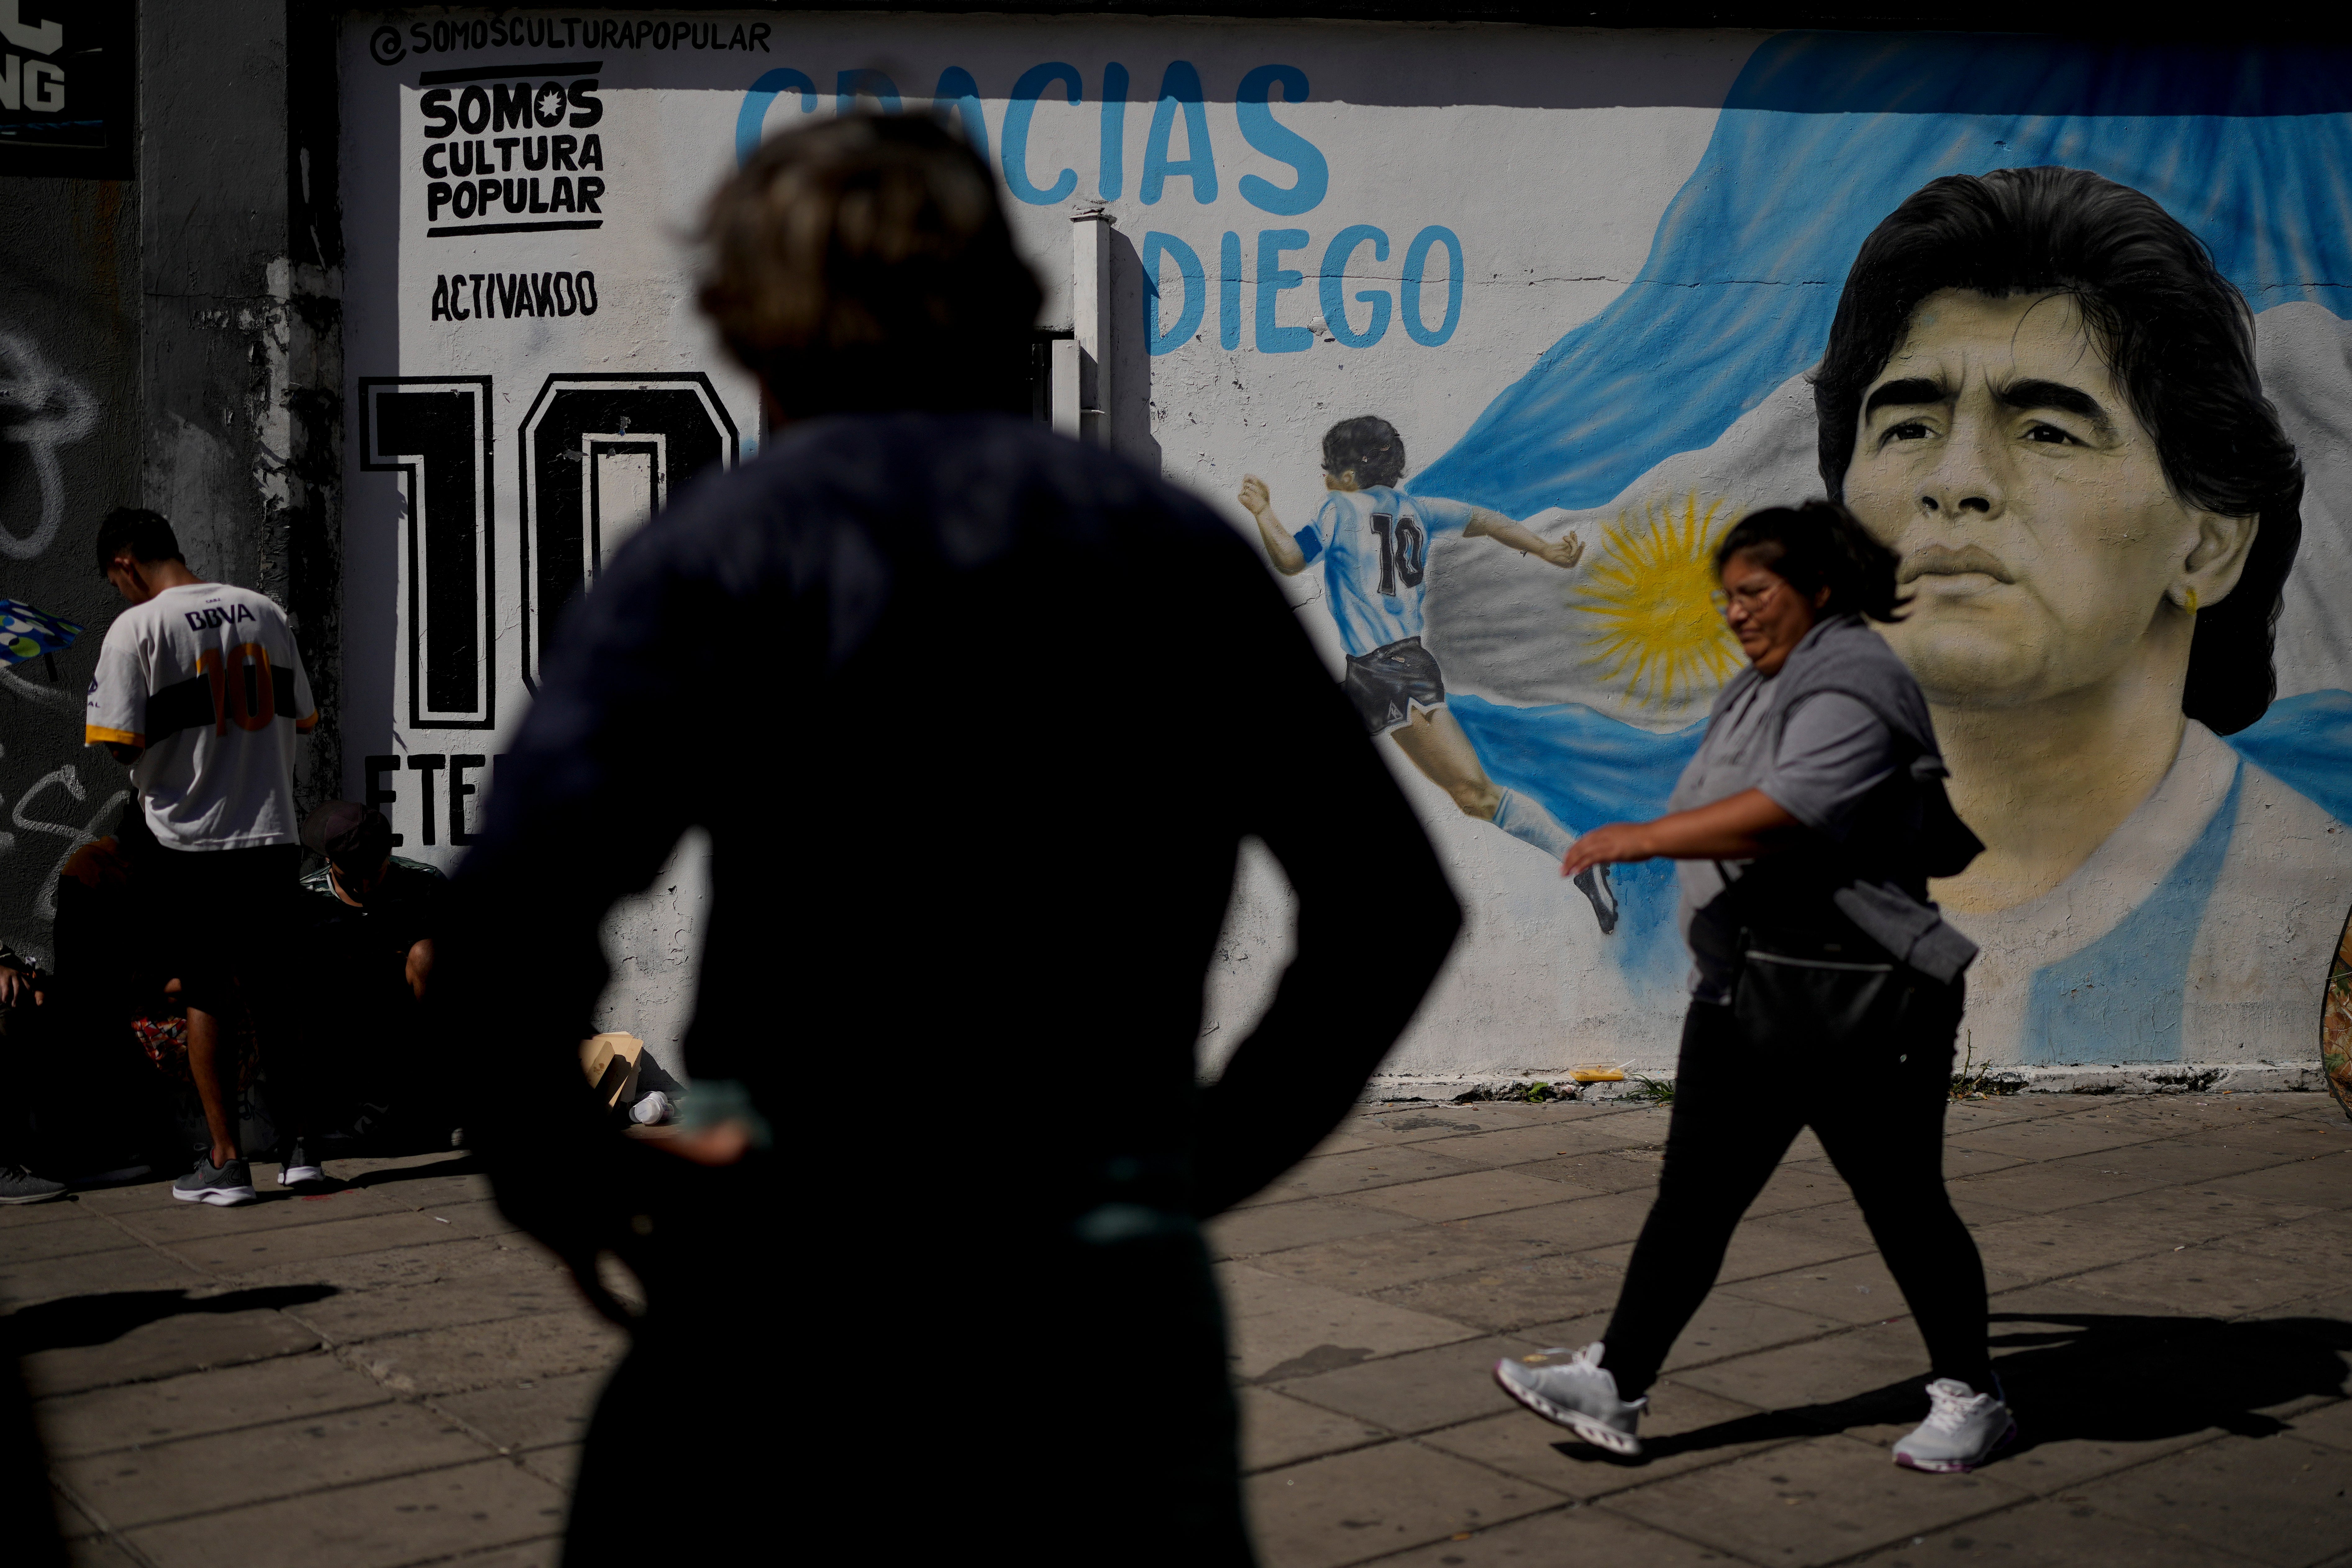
top-left (340, 18), bottom-right (2352, 1075)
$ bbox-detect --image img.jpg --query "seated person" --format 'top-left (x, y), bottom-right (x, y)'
top-left (51, 808), bottom-right (217, 1181)
top-left (296, 803), bottom-right (446, 1142)
top-left (0, 943), bottom-right (65, 1204)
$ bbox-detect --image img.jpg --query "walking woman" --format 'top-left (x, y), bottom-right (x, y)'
top-left (1494, 501), bottom-right (2012, 1473)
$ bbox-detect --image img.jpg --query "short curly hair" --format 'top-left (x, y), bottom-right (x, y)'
top-left (699, 114), bottom-right (1042, 419)
top-left (1321, 416), bottom-right (1405, 489)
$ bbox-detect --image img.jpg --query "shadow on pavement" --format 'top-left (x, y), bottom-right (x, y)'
top-left (343, 1151), bottom-right (481, 1191)
top-left (0, 1285), bottom-right (340, 1354)
top-left (1554, 1310), bottom-right (2352, 1465)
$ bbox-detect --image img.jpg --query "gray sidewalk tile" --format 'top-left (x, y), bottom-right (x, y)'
top-left (1244, 1439), bottom-right (1564, 1568)
top-left (1269, 1335), bottom-right (1539, 1435)
top-left (55, 1402), bottom-right (494, 1529)
top-left (1355, 1107), bottom-right (1566, 1144)
top-left (1848, 1497), bottom-right (2255, 1567)
top-left (52, 1485), bottom-right (100, 1536)
top-left (166, 1211), bottom-right (483, 1276)
top-left (65, 1536), bottom-right (143, 1568)
top-left (2058, 1185), bottom-right (2321, 1242)
top-left (1368, 1250), bottom-right (1628, 1335)
top-left (0, 1214), bottom-right (153, 1267)
top-left (2286, 1399), bottom-right (2352, 1453)
top-left (345, 1168), bottom-right (498, 1211)
top-left (1509, 1149), bottom-right (1662, 1197)
top-left (1241, 1387), bottom-right (1391, 1473)
top-left (1946, 1151), bottom-right (2256, 1216)
top-left (430, 1369), bottom-right (606, 1454)
top-left (1705, 1204), bottom-right (1882, 1283)
top-left (1944, 1096), bottom-right (2111, 1127)
top-left (341, 1310), bottom-right (627, 1398)
top-left (1942, 1116), bottom-right (2169, 1163)
top-left (1415, 1115), bottom-right (1672, 1169)
top-left (2069, 1435), bottom-right (2352, 1566)
top-left (1745, 1159), bottom-right (1867, 1217)
top-left (1664, 1320), bottom-right (1938, 1426)
top-left (0, 1193), bottom-right (104, 1229)
top-left (1944, 1145), bottom-right (2034, 1180)
top-left (1208, 1199), bottom-right (1421, 1261)
top-left (2182, 1119), bottom-right (2352, 1159)
top-left (1604, 1432), bottom-right (2034, 1567)
top-left (1251, 1224), bottom-right (1564, 1295)
top-left (2059, 1246), bottom-right (2345, 1320)
top-left (1234, 1148), bottom-right (1489, 1209)
top-left (282, 1255), bottom-right (580, 1345)
top-left (1352, 1168), bottom-right (1607, 1223)
top-left (513, 1443), bottom-right (581, 1492)
top-left (426, 1542), bottom-right (560, 1568)
top-left (1971, 1211), bottom-right (2194, 1288)
top-left (0, 1246), bottom-right (208, 1307)
top-left (1520, 1292), bottom-right (1848, 1376)
top-left (20, 1304), bottom-right (322, 1397)
top-left (104, 1187), bottom-right (410, 1246)
top-left (1444, 1190), bottom-right (1662, 1251)
top-left (2197, 1224), bottom-right (2352, 1277)
top-left (419, 1200), bottom-right (527, 1239)
top-left (1219, 1263), bottom-right (1479, 1380)
top-left (233, 1237), bottom-right (560, 1296)
top-left (123, 1456), bottom-right (567, 1568)
top-left (35, 1352), bottom-right (390, 1458)
top-left (1715, 1253), bottom-right (1911, 1325)
top-left (1427, 1379), bottom-right (1801, 1497)
top-left (1371, 1501), bottom-right (1731, 1567)
top-left (2189, 1158), bottom-right (2352, 1209)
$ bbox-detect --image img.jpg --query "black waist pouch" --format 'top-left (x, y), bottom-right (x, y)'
top-left (1730, 924), bottom-right (1919, 1051)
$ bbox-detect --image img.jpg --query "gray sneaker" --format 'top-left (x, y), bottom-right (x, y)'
top-left (172, 1155), bottom-right (256, 1206)
top-left (1492, 1342), bottom-right (1645, 1455)
top-left (1893, 1377), bottom-right (2016, 1473)
top-left (0, 1164), bottom-right (66, 1205)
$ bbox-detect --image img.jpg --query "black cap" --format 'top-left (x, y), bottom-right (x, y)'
top-left (302, 801), bottom-right (394, 865)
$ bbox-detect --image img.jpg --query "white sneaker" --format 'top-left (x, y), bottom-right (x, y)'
top-left (1893, 1377), bottom-right (2016, 1473)
top-left (1492, 1343), bottom-right (1646, 1455)
top-left (277, 1139), bottom-right (325, 1187)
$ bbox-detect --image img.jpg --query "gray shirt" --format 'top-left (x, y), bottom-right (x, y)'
top-left (1673, 683), bottom-right (1898, 1000)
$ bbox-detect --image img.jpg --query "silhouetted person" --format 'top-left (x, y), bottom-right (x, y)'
top-left (439, 115), bottom-right (1461, 1566)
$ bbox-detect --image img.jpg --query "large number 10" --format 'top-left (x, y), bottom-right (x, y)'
top-left (359, 374), bottom-right (740, 725)
top-left (1368, 511), bottom-right (1428, 597)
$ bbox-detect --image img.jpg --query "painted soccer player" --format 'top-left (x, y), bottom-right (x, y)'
top-left (1241, 416), bottom-right (1618, 933)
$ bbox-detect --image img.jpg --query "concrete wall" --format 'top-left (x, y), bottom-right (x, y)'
top-left (0, 0), bottom-right (344, 974)
top-left (16, 10), bottom-right (2352, 1087)
top-left (0, 173), bottom-right (139, 955)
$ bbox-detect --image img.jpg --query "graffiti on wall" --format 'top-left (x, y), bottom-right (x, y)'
top-left (341, 18), bottom-right (2352, 1073)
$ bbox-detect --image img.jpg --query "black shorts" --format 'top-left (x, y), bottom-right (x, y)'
top-left (137, 842), bottom-right (303, 1019)
top-left (1342, 636), bottom-right (1446, 736)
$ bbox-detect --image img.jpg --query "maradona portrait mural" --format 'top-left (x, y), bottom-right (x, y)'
top-left (337, 17), bottom-right (2352, 1078)
top-left (1415, 34), bottom-right (2352, 1069)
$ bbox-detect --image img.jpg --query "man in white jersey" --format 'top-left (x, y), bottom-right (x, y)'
top-left (85, 508), bottom-right (324, 1206)
top-left (1240, 416), bottom-right (1619, 933)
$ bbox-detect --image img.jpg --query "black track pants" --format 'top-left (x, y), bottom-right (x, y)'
top-left (1599, 988), bottom-right (1994, 1399)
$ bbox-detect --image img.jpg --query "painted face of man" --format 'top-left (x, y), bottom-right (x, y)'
top-left (1841, 288), bottom-right (2252, 709)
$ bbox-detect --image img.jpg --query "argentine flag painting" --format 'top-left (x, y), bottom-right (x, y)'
top-left (1385, 31), bottom-right (2352, 1080)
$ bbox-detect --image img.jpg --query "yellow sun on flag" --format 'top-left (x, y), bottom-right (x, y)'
top-left (1570, 494), bottom-right (1744, 710)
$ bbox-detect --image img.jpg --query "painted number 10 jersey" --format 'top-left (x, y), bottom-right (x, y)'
top-left (1293, 487), bottom-right (1475, 656)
